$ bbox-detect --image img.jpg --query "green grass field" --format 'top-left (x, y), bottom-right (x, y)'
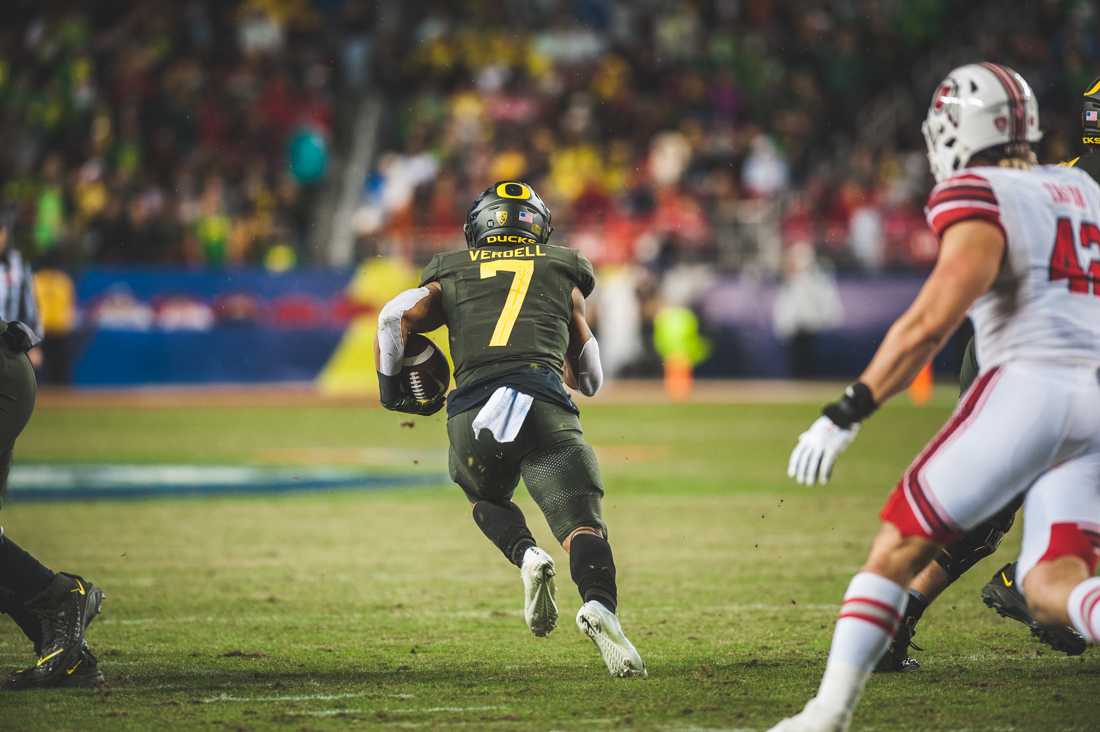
top-left (0, 387), bottom-right (1093, 730)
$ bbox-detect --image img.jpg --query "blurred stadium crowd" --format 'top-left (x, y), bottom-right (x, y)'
top-left (2, 1), bottom-right (1099, 384)
top-left (3, 0), bottom-right (1097, 274)
top-left (0, 0), bottom-right (373, 269)
top-left (359, 0), bottom-right (1098, 275)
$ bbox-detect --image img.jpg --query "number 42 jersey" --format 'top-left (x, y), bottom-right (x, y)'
top-left (925, 164), bottom-right (1100, 369)
top-left (420, 242), bottom-right (595, 416)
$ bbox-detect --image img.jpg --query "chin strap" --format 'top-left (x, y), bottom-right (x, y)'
top-left (575, 337), bottom-right (603, 396)
top-left (377, 287), bottom-right (431, 376)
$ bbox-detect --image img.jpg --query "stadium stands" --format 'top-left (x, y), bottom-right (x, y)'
top-left (0, 0), bottom-right (368, 267)
top-left (3, 2), bottom-right (1095, 273)
top-left (358, 1), bottom-right (1097, 272)
top-left (3, 1), bottom-right (1098, 382)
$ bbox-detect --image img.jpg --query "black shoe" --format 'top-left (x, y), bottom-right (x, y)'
top-left (981, 562), bottom-right (1087, 656)
top-left (5, 573), bottom-right (103, 690)
top-left (26, 576), bottom-right (104, 655)
top-left (54, 645), bottom-right (105, 689)
top-left (8, 642), bottom-right (104, 690)
top-left (875, 608), bottom-right (923, 672)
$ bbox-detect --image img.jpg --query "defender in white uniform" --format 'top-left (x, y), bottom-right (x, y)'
top-left (908, 163), bottom-right (1100, 562)
top-left (771, 63), bottom-right (1100, 732)
top-left (904, 162), bottom-right (1100, 584)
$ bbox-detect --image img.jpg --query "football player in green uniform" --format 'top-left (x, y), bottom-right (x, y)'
top-left (374, 181), bottom-right (645, 677)
top-left (0, 319), bottom-right (104, 690)
top-left (877, 78), bottom-right (1100, 671)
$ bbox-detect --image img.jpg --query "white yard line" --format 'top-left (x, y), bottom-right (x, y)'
top-left (407, 706), bottom-right (505, 714)
top-left (284, 705), bottom-right (505, 717)
top-left (203, 691), bottom-right (371, 703)
top-left (658, 727), bottom-right (761, 732)
top-left (285, 709), bottom-right (365, 717)
top-left (202, 691), bottom-right (418, 704)
top-left (100, 603), bottom-right (841, 627)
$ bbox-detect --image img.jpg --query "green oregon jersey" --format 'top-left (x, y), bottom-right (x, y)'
top-left (420, 242), bottom-right (595, 390)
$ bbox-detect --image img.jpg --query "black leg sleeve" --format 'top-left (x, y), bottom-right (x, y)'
top-left (0, 585), bottom-right (42, 652)
top-left (934, 496), bottom-right (1021, 582)
top-left (472, 500), bottom-right (536, 568)
top-left (0, 531), bottom-right (55, 601)
top-left (569, 533), bottom-right (617, 613)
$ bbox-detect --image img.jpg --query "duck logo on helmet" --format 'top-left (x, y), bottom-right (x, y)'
top-left (464, 180), bottom-right (554, 248)
top-left (495, 182), bottom-right (531, 200)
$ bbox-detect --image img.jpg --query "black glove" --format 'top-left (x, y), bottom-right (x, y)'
top-left (822, 382), bottom-right (877, 429)
top-left (0, 322), bottom-right (35, 353)
top-left (377, 371), bottom-right (445, 416)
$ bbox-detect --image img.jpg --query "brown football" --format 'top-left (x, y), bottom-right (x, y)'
top-left (402, 333), bottom-right (450, 402)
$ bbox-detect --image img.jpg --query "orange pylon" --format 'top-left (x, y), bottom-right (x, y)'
top-left (664, 356), bottom-right (694, 400)
top-left (909, 363), bottom-right (934, 405)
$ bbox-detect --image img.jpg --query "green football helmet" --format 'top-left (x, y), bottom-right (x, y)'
top-left (463, 181), bottom-right (554, 248)
top-left (1084, 76), bottom-right (1100, 144)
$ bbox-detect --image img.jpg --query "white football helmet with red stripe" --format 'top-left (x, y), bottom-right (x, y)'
top-left (922, 63), bottom-right (1042, 182)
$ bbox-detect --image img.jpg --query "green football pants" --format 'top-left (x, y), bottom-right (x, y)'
top-left (0, 341), bottom-right (36, 509)
top-left (447, 398), bottom-right (606, 543)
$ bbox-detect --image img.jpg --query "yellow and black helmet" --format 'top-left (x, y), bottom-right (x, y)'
top-left (463, 181), bottom-right (553, 248)
top-left (1084, 77), bottom-right (1100, 144)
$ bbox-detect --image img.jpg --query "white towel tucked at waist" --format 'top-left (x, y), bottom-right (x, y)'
top-left (471, 387), bottom-right (534, 443)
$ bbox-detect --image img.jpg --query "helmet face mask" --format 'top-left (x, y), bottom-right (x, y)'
top-left (923, 63), bottom-right (1042, 183)
top-left (464, 181), bottom-right (554, 248)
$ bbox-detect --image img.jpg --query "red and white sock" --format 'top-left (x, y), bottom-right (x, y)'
top-left (814, 572), bottom-right (906, 716)
top-left (1067, 577), bottom-right (1100, 643)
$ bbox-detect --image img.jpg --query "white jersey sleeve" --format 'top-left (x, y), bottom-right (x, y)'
top-left (927, 165), bottom-right (1100, 369)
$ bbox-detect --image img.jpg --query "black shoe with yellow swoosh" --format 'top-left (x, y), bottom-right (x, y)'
top-left (980, 562), bottom-right (1086, 657)
top-left (4, 573), bottom-right (104, 690)
top-left (9, 642), bottom-right (105, 690)
top-left (53, 644), bottom-right (105, 689)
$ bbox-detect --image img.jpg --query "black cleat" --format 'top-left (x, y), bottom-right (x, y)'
top-left (981, 562), bottom-right (1086, 656)
top-left (54, 644), bottom-right (105, 689)
top-left (875, 608), bottom-right (922, 672)
top-left (9, 642), bottom-right (105, 690)
top-left (5, 573), bottom-right (104, 690)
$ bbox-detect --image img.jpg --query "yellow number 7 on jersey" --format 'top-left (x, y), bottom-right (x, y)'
top-left (480, 260), bottom-right (534, 346)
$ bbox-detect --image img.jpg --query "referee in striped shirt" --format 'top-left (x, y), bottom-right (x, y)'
top-left (0, 211), bottom-right (42, 369)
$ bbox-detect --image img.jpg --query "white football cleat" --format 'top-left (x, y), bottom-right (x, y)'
top-left (768, 700), bottom-right (851, 732)
top-left (575, 600), bottom-right (646, 677)
top-left (521, 547), bottom-right (558, 636)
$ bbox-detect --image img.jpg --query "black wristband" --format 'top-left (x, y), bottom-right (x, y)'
top-left (822, 382), bottom-right (877, 429)
top-left (377, 371), bottom-right (404, 406)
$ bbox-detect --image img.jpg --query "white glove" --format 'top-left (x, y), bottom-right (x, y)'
top-left (787, 416), bottom-right (860, 486)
